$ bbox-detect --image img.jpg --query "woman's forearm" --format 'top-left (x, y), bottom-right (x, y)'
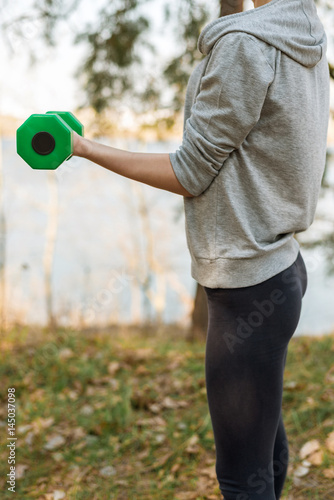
top-left (73, 134), bottom-right (194, 198)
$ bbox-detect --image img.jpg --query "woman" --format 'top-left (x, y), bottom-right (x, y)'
top-left (73, 0), bottom-right (330, 497)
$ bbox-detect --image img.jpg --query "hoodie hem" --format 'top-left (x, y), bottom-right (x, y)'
top-left (191, 237), bottom-right (301, 289)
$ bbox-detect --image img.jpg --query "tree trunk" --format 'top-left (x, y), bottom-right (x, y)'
top-left (0, 128), bottom-right (6, 334)
top-left (189, 0), bottom-right (244, 342)
top-left (43, 170), bottom-right (59, 332)
top-left (220, 0), bottom-right (244, 17)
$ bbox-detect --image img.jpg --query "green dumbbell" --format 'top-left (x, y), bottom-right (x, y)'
top-left (16, 111), bottom-right (84, 170)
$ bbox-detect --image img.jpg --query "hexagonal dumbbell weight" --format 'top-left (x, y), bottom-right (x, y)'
top-left (16, 111), bottom-right (84, 170)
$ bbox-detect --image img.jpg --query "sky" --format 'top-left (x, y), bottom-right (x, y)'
top-left (0, 0), bottom-right (333, 120)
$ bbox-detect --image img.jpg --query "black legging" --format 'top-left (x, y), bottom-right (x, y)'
top-left (203, 251), bottom-right (307, 500)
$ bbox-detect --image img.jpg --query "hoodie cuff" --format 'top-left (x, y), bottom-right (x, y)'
top-left (169, 147), bottom-right (217, 197)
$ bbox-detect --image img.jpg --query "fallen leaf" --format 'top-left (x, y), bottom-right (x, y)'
top-left (321, 390), bottom-right (334, 402)
top-left (53, 490), bottom-right (66, 500)
top-left (293, 465), bottom-right (310, 477)
top-left (292, 476), bottom-right (303, 487)
top-left (161, 397), bottom-right (189, 409)
top-left (99, 466), bottom-right (116, 478)
top-left (51, 452), bottom-right (64, 462)
top-left (115, 479), bottom-right (128, 486)
top-left (323, 466), bottom-right (334, 479)
top-left (66, 390), bottom-right (79, 401)
top-left (187, 435), bottom-right (199, 447)
top-left (323, 419), bottom-right (334, 427)
top-left (135, 364), bottom-right (150, 375)
top-left (162, 473), bottom-right (175, 484)
top-left (30, 389), bottom-right (45, 401)
top-left (25, 431), bottom-right (35, 446)
top-left (299, 439), bottom-right (320, 459)
top-left (307, 450), bottom-right (323, 466)
top-left (44, 435), bottom-right (66, 451)
top-left (17, 424), bottom-right (33, 434)
top-left (155, 434), bottom-right (166, 444)
top-left (325, 365), bottom-right (334, 384)
top-left (325, 431), bottom-right (334, 453)
top-left (94, 401), bottom-right (107, 410)
top-left (73, 380), bottom-right (83, 392)
top-left (108, 378), bottom-right (119, 390)
top-left (177, 400), bottom-right (189, 408)
top-left (72, 427), bottom-right (86, 440)
top-left (143, 451), bottom-right (173, 471)
top-left (58, 348), bottom-right (74, 360)
top-left (284, 381), bottom-right (298, 390)
top-left (136, 416), bottom-right (167, 428)
top-left (185, 434), bottom-right (200, 454)
top-left (80, 405), bottom-right (94, 416)
top-left (197, 475), bottom-right (215, 493)
top-left (16, 464), bottom-right (28, 479)
top-left (137, 449), bottom-right (149, 460)
top-left (171, 463), bottom-right (181, 473)
top-left (133, 348), bottom-right (154, 361)
top-left (32, 417), bottom-right (55, 432)
top-left (148, 403), bottom-right (161, 414)
top-left (107, 361), bottom-right (121, 375)
top-left (200, 465), bottom-right (216, 480)
top-left (175, 492), bottom-right (198, 500)
top-left (162, 396), bottom-right (179, 409)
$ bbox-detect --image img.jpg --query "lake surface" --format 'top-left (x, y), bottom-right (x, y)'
top-left (1, 137), bottom-right (334, 336)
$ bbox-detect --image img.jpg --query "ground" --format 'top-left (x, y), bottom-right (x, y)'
top-left (0, 323), bottom-right (333, 499)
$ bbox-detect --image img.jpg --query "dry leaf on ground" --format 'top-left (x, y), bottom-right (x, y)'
top-left (15, 464), bottom-right (28, 479)
top-left (323, 466), bottom-right (334, 479)
top-left (107, 361), bottom-right (121, 375)
top-left (293, 465), bottom-right (310, 477)
top-left (325, 431), bottom-right (334, 453)
top-left (44, 435), bottom-right (66, 451)
top-left (307, 450), bottom-right (323, 466)
top-left (299, 439), bottom-right (320, 459)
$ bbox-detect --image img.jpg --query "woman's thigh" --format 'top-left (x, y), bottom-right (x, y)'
top-left (203, 252), bottom-right (307, 498)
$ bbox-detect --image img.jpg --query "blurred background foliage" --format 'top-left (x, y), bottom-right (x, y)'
top-left (0, 0), bottom-right (333, 336)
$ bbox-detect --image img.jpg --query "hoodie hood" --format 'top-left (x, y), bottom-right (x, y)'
top-left (198, 0), bottom-right (326, 68)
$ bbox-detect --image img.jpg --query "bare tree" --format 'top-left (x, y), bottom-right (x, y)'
top-left (220, 0), bottom-right (244, 17)
top-left (0, 124), bottom-right (6, 334)
top-left (43, 171), bottom-right (59, 331)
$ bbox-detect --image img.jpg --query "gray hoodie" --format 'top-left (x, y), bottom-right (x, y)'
top-left (169, 0), bottom-right (330, 289)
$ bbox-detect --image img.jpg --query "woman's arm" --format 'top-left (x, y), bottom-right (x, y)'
top-left (73, 132), bottom-right (195, 198)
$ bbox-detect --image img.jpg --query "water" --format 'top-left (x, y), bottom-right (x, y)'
top-left (1, 137), bottom-right (334, 335)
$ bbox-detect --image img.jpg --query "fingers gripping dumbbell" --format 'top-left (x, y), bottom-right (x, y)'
top-left (16, 111), bottom-right (84, 170)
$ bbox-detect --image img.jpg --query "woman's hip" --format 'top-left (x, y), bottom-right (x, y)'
top-left (203, 251), bottom-right (307, 355)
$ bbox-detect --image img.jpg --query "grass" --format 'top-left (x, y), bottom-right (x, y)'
top-left (0, 324), bottom-right (333, 499)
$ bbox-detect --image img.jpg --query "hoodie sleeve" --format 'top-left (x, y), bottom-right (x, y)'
top-left (169, 32), bottom-right (275, 197)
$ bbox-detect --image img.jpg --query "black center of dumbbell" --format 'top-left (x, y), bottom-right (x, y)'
top-left (31, 132), bottom-right (56, 155)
